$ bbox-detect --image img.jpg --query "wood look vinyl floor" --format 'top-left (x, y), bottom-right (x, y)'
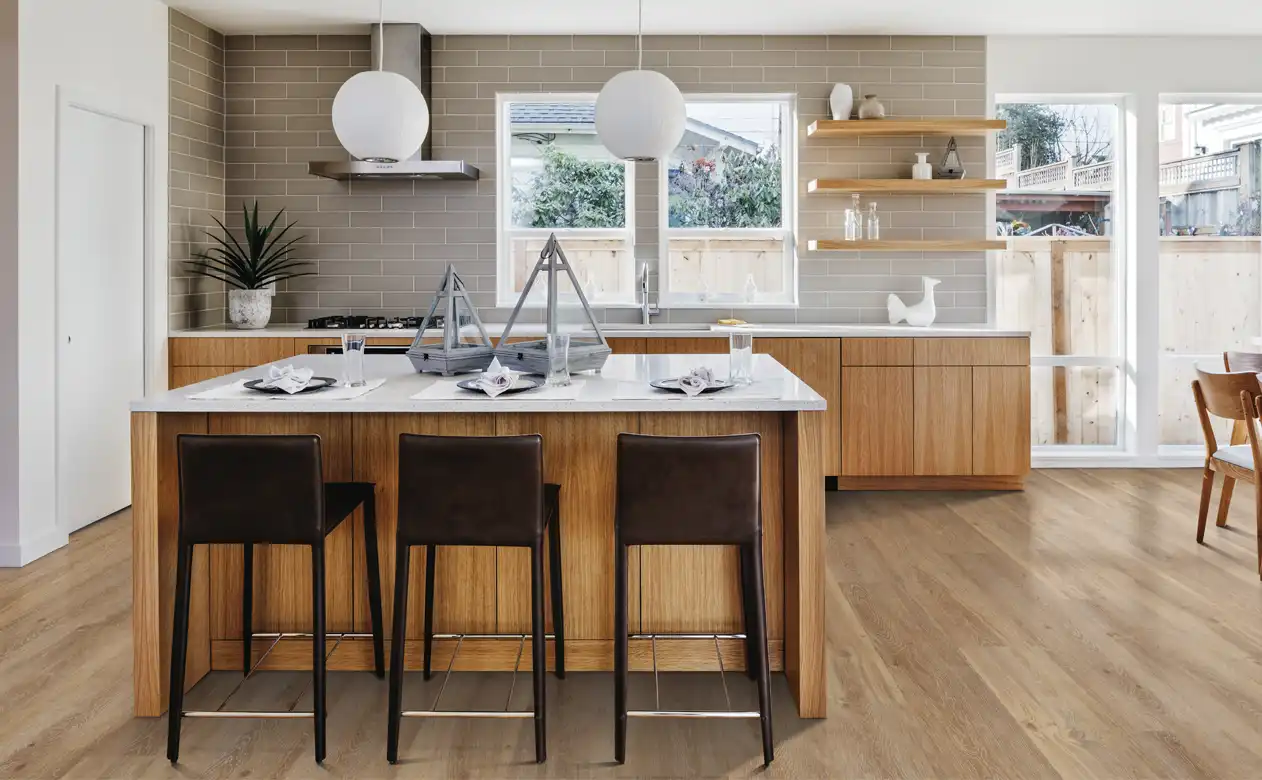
top-left (3, 469), bottom-right (1262, 778)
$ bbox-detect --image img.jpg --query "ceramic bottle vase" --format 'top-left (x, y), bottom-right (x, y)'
top-left (829, 84), bottom-right (854, 120)
top-left (912, 152), bottom-right (933, 180)
top-left (857, 94), bottom-right (886, 120)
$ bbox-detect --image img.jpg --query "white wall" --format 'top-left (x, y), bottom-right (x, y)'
top-left (0, 0), bottom-right (19, 560)
top-left (989, 36), bottom-right (1262, 466)
top-left (0, 0), bottom-right (168, 565)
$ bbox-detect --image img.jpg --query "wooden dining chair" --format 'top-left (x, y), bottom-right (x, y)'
top-left (1215, 351), bottom-right (1262, 528)
top-left (1192, 365), bottom-right (1262, 578)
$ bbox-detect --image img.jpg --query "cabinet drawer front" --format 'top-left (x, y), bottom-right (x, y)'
top-left (170, 337), bottom-right (297, 367)
top-left (841, 338), bottom-right (913, 366)
top-left (913, 338), bottom-right (1029, 366)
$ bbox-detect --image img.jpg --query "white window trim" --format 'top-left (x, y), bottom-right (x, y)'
top-left (495, 92), bottom-right (637, 308)
top-left (993, 94), bottom-right (1130, 456)
top-left (657, 93), bottom-right (798, 309)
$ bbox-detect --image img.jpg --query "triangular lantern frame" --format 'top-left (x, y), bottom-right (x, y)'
top-left (494, 233), bottom-right (612, 374)
top-left (405, 264), bottom-right (495, 375)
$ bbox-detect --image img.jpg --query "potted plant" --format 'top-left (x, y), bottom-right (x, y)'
top-left (189, 202), bottom-right (312, 329)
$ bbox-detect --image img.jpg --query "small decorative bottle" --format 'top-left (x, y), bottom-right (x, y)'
top-left (844, 193), bottom-right (862, 241)
top-left (866, 202), bottom-right (880, 241)
top-left (912, 152), bottom-right (933, 180)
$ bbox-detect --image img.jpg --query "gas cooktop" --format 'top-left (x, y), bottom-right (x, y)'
top-left (306, 315), bottom-right (442, 330)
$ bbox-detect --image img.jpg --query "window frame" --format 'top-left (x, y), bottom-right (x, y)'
top-left (495, 92), bottom-right (637, 308)
top-left (991, 94), bottom-right (1130, 454)
top-left (656, 93), bottom-right (798, 309)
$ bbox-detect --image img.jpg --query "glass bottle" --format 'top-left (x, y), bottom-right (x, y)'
top-left (866, 202), bottom-right (881, 240)
top-left (844, 193), bottom-right (862, 241)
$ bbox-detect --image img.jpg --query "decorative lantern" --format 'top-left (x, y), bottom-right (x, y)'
top-left (405, 265), bottom-right (494, 376)
top-left (594, 0), bottom-right (686, 162)
top-left (331, 0), bottom-right (429, 163)
top-left (494, 234), bottom-right (611, 375)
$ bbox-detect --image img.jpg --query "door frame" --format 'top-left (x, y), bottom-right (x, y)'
top-left (54, 86), bottom-right (154, 533)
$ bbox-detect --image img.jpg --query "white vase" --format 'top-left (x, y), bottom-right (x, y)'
top-left (829, 84), bottom-right (854, 121)
top-left (228, 289), bottom-right (273, 330)
top-left (912, 152), bottom-right (933, 180)
top-left (857, 94), bottom-right (886, 120)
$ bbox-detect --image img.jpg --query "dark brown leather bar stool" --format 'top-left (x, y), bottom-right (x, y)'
top-left (614, 433), bottom-right (773, 767)
top-left (167, 434), bottom-right (385, 765)
top-left (388, 434), bottom-right (564, 765)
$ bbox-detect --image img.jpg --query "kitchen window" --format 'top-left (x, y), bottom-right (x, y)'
top-left (657, 95), bottom-right (797, 307)
top-left (496, 93), bottom-right (636, 308)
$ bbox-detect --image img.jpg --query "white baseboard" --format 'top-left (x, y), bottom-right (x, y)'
top-left (0, 528), bottom-right (70, 567)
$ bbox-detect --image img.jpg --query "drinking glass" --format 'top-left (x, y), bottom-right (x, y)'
top-left (547, 333), bottom-right (571, 388)
top-left (342, 332), bottom-right (367, 387)
top-left (729, 332), bottom-right (754, 386)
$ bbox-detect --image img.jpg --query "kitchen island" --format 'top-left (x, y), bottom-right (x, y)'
top-left (130, 353), bottom-right (827, 720)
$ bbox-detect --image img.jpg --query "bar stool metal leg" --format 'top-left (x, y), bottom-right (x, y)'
top-left (747, 540), bottom-right (774, 767)
top-left (311, 543), bottom-right (327, 763)
top-left (361, 496), bottom-right (386, 678)
top-left (167, 540), bottom-right (193, 763)
top-left (422, 544), bottom-right (436, 680)
top-left (547, 497), bottom-right (565, 679)
top-left (243, 543), bottom-right (253, 677)
top-left (614, 539), bottom-right (628, 764)
top-left (531, 540), bottom-right (547, 763)
top-left (387, 543), bottom-right (411, 765)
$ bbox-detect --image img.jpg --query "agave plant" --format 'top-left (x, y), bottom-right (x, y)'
top-left (189, 202), bottom-right (313, 290)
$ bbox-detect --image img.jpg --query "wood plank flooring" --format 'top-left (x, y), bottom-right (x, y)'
top-left (3, 469), bottom-right (1262, 778)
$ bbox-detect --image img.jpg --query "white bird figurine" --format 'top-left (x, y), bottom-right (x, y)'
top-left (887, 276), bottom-right (940, 327)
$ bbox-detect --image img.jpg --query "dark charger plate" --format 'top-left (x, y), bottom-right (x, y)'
top-left (649, 377), bottom-right (735, 394)
top-left (456, 376), bottom-right (543, 395)
top-left (243, 376), bottom-right (338, 394)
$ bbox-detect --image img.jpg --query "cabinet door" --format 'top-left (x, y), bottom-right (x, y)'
top-left (170, 365), bottom-right (242, 389)
top-left (645, 337), bottom-right (729, 354)
top-left (841, 367), bottom-right (913, 476)
top-left (608, 337), bottom-right (646, 354)
top-left (973, 367), bottom-right (1031, 476)
top-left (913, 367), bottom-right (973, 476)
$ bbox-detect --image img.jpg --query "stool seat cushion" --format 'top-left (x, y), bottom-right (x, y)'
top-left (1214, 444), bottom-right (1255, 471)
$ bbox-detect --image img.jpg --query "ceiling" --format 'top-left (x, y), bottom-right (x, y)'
top-left (168, 0), bottom-right (1262, 36)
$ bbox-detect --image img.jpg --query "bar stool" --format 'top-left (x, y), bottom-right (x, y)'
top-left (167, 434), bottom-right (386, 765)
top-left (387, 433), bottom-right (565, 765)
top-left (613, 433), bottom-right (773, 767)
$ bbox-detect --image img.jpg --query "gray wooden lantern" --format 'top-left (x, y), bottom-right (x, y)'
top-left (494, 233), bottom-right (611, 375)
top-left (405, 264), bottom-right (495, 376)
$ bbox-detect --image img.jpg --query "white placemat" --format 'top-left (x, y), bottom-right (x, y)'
top-left (613, 379), bottom-right (784, 401)
top-left (188, 378), bottom-right (386, 401)
top-left (411, 378), bottom-right (586, 401)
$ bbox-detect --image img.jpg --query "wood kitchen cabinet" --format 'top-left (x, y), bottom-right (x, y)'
top-left (973, 366), bottom-right (1031, 476)
top-left (913, 367), bottom-right (973, 476)
top-left (841, 367), bottom-right (913, 476)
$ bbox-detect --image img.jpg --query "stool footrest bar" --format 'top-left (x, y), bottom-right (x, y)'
top-left (431, 633), bottom-right (557, 640)
top-left (627, 710), bottom-right (761, 719)
top-left (630, 633), bottom-right (747, 640)
top-left (401, 710), bottom-right (534, 719)
top-left (183, 711), bottom-right (314, 719)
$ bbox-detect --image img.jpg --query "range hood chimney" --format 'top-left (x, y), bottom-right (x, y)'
top-left (309, 24), bottom-right (479, 182)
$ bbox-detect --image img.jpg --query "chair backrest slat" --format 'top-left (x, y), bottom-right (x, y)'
top-left (1194, 368), bottom-right (1262, 421)
top-left (1225, 351), bottom-right (1262, 374)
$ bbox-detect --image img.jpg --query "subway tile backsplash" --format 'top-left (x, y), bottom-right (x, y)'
top-left (170, 30), bottom-right (988, 328)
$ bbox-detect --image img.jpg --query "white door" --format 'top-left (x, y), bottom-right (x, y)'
top-left (57, 105), bottom-right (146, 533)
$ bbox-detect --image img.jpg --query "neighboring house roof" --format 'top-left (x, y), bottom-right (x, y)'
top-left (509, 102), bottom-right (760, 154)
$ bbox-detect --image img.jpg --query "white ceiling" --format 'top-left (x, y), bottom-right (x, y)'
top-left (168, 0), bottom-right (1262, 37)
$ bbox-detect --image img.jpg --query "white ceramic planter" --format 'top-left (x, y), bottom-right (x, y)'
top-left (228, 288), bottom-right (273, 330)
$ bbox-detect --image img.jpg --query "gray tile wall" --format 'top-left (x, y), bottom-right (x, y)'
top-left (169, 10), bottom-right (227, 330)
top-left (218, 34), bottom-right (988, 326)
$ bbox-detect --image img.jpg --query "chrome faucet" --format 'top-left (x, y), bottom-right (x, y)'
top-left (639, 262), bottom-right (659, 325)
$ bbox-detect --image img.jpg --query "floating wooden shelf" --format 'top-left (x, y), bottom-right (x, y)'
top-left (807, 118), bottom-right (1006, 138)
top-left (808, 178), bottom-right (1007, 194)
top-left (807, 239), bottom-right (1007, 252)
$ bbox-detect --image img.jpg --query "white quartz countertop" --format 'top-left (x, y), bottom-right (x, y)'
top-left (170, 323), bottom-right (1027, 339)
top-left (132, 354), bottom-right (827, 413)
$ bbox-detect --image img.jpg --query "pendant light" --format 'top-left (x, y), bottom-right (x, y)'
top-left (595, 0), bottom-right (686, 162)
top-left (331, 0), bottom-right (430, 163)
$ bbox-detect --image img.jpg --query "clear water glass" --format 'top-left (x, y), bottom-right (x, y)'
top-left (729, 332), bottom-right (754, 386)
top-left (342, 332), bottom-right (366, 387)
top-left (547, 333), bottom-right (571, 388)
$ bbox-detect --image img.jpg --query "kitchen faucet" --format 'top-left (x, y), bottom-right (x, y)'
top-left (639, 262), bottom-right (659, 325)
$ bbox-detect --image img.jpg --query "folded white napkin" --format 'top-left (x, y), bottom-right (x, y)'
top-left (679, 366), bottom-right (717, 397)
top-left (472, 357), bottom-right (516, 398)
top-left (257, 364), bottom-right (315, 394)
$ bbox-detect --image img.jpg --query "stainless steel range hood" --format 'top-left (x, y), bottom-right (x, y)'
top-left (309, 23), bottom-right (479, 182)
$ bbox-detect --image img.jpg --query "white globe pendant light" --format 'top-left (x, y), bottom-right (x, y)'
top-left (595, 0), bottom-right (686, 162)
top-left (331, 0), bottom-right (429, 163)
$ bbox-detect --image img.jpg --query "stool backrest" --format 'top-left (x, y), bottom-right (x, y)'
top-left (397, 433), bottom-right (544, 547)
top-left (176, 434), bottom-right (325, 545)
top-left (616, 433), bottom-right (761, 545)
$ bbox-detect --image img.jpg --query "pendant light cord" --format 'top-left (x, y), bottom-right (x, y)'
top-left (637, 0), bottom-right (643, 70)
top-left (377, 0), bottom-right (385, 71)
